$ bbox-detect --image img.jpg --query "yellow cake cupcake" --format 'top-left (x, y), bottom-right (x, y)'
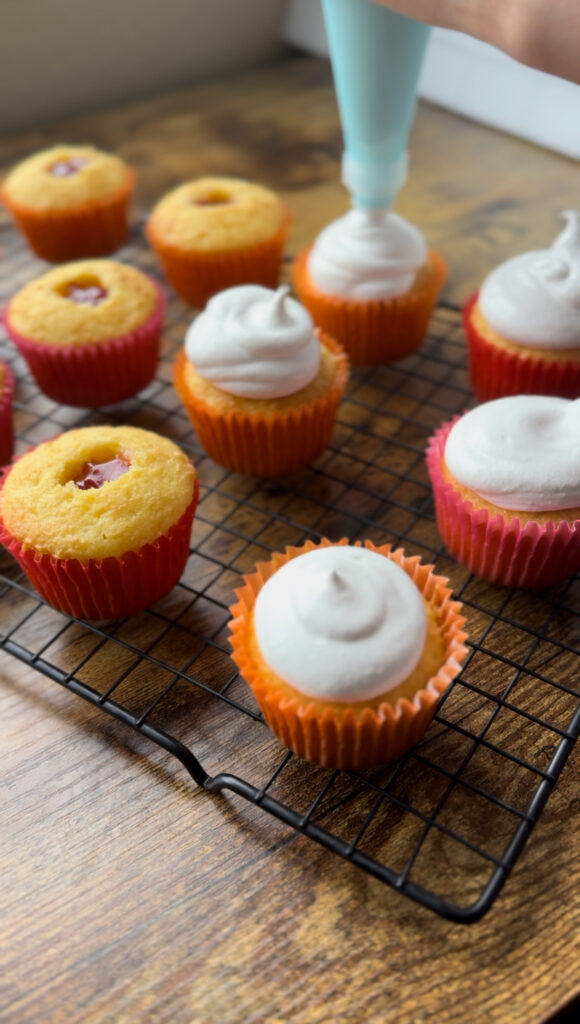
top-left (229, 538), bottom-right (467, 770)
top-left (1, 144), bottom-right (135, 262)
top-left (174, 283), bottom-right (349, 475)
top-left (4, 259), bottom-right (165, 406)
top-left (0, 425), bottom-right (199, 620)
top-left (146, 176), bottom-right (290, 306)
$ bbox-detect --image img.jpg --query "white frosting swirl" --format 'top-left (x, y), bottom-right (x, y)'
top-left (184, 285), bottom-right (320, 399)
top-left (306, 208), bottom-right (427, 300)
top-left (253, 545), bottom-right (428, 702)
top-left (445, 395), bottom-right (580, 512)
top-left (479, 210), bottom-right (580, 348)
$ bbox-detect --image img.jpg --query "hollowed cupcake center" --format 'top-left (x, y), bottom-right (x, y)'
top-left (192, 188), bottom-right (232, 206)
top-left (73, 455), bottom-right (130, 490)
top-left (57, 274), bottom-right (109, 307)
top-left (47, 156), bottom-right (89, 178)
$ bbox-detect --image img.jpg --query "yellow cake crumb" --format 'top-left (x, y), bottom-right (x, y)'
top-left (0, 426), bottom-right (196, 560)
top-left (1, 146), bottom-right (131, 211)
top-left (8, 260), bottom-right (158, 346)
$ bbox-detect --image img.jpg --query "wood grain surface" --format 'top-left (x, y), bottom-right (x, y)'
top-left (1, 56), bottom-right (579, 1024)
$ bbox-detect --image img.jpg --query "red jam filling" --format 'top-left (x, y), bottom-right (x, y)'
top-left (193, 189), bottom-right (231, 206)
top-left (74, 456), bottom-right (130, 490)
top-left (48, 156), bottom-right (89, 178)
top-left (65, 282), bottom-right (108, 306)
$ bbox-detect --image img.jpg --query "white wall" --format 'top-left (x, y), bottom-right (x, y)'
top-left (0, 0), bottom-right (288, 134)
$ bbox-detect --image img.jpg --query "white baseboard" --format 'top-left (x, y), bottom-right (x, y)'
top-left (282, 0), bottom-right (580, 159)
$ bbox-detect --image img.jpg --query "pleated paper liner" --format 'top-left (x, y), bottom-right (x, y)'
top-left (0, 168), bottom-right (136, 263)
top-left (3, 278), bottom-right (166, 407)
top-left (291, 247), bottom-right (447, 365)
top-left (0, 477), bottom-right (199, 621)
top-left (0, 360), bottom-right (15, 467)
top-left (463, 292), bottom-right (580, 401)
top-left (174, 330), bottom-right (349, 476)
top-left (146, 210), bottom-right (292, 308)
top-left (229, 538), bottom-right (468, 771)
top-left (426, 420), bottom-right (580, 589)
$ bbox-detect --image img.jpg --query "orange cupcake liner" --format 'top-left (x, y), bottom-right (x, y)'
top-left (426, 419), bottom-right (580, 588)
top-left (0, 475), bottom-right (199, 621)
top-left (3, 277), bottom-right (166, 407)
top-left (146, 209), bottom-right (291, 308)
top-left (0, 360), bottom-right (15, 467)
top-left (0, 168), bottom-right (136, 263)
top-left (463, 292), bottom-right (580, 401)
top-left (291, 246), bottom-right (447, 365)
top-left (229, 537), bottom-right (468, 771)
top-left (174, 330), bottom-right (349, 476)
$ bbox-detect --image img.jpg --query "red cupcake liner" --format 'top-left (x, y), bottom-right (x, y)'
top-left (426, 419), bottom-right (580, 588)
top-left (0, 476), bottom-right (199, 620)
top-left (174, 330), bottom-right (349, 475)
top-left (229, 538), bottom-right (467, 770)
top-left (3, 278), bottom-right (166, 407)
top-left (146, 210), bottom-right (291, 308)
top-left (292, 247), bottom-right (447, 365)
top-left (0, 360), bottom-right (15, 467)
top-left (463, 292), bottom-right (580, 401)
top-left (0, 169), bottom-right (136, 263)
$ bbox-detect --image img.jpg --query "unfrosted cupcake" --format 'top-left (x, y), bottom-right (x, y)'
top-left (292, 208), bottom-right (446, 364)
top-left (3, 259), bottom-right (165, 407)
top-left (145, 176), bottom-right (290, 307)
top-left (426, 395), bottom-right (580, 588)
top-left (229, 538), bottom-right (467, 770)
top-left (0, 425), bottom-right (198, 620)
top-left (0, 360), bottom-right (15, 467)
top-left (0, 145), bottom-right (135, 262)
top-left (174, 284), bottom-right (349, 475)
top-left (463, 210), bottom-right (580, 401)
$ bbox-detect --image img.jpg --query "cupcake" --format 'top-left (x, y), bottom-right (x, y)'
top-left (292, 208), bottom-right (446, 365)
top-left (426, 395), bottom-right (580, 589)
top-left (0, 145), bottom-right (135, 262)
top-left (0, 360), bottom-right (15, 467)
top-left (229, 538), bottom-right (467, 771)
top-left (145, 176), bottom-right (290, 307)
top-left (174, 283), bottom-right (349, 476)
top-left (463, 210), bottom-right (580, 401)
top-left (3, 259), bottom-right (165, 407)
top-left (0, 425), bottom-right (199, 620)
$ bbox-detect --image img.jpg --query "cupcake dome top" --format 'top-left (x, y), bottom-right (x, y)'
top-left (147, 177), bottom-right (286, 251)
top-left (7, 259), bottom-right (159, 347)
top-left (0, 425), bottom-right (196, 560)
top-left (1, 145), bottom-right (132, 211)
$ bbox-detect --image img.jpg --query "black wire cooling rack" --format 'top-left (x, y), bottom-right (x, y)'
top-left (1, 216), bottom-right (579, 924)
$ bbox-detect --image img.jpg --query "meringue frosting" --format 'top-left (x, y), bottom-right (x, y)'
top-left (253, 545), bottom-right (428, 702)
top-left (478, 210), bottom-right (580, 348)
top-left (306, 208), bottom-right (427, 300)
top-left (184, 284), bottom-right (321, 399)
top-left (445, 395), bottom-right (580, 512)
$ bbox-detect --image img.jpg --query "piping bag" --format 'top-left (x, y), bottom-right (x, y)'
top-left (321, 0), bottom-right (431, 210)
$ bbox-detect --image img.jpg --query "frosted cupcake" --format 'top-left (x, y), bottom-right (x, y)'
top-left (464, 210), bottom-right (580, 401)
top-left (292, 208), bottom-right (446, 364)
top-left (146, 177), bottom-right (290, 307)
top-left (174, 284), bottom-right (349, 475)
top-left (0, 145), bottom-right (135, 262)
top-left (0, 425), bottom-right (198, 620)
top-left (229, 538), bottom-right (467, 770)
top-left (427, 395), bottom-right (580, 588)
top-left (0, 360), bottom-right (15, 467)
top-left (3, 259), bottom-right (165, 407)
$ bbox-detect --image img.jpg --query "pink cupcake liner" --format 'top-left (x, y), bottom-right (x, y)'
top-left (463, 292), bottom-right (580, 401)
top-left (0, 477), bottom-right (199, 620)
top-left (0, 361), bottom-right (15, 467)
top-left (426, 419), bottom-right (580, 588)
top-left (3, 278), bottom-right (166, 407)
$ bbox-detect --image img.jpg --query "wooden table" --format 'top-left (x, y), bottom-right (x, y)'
top-left (1, 56), bottom-right (579, 1024)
